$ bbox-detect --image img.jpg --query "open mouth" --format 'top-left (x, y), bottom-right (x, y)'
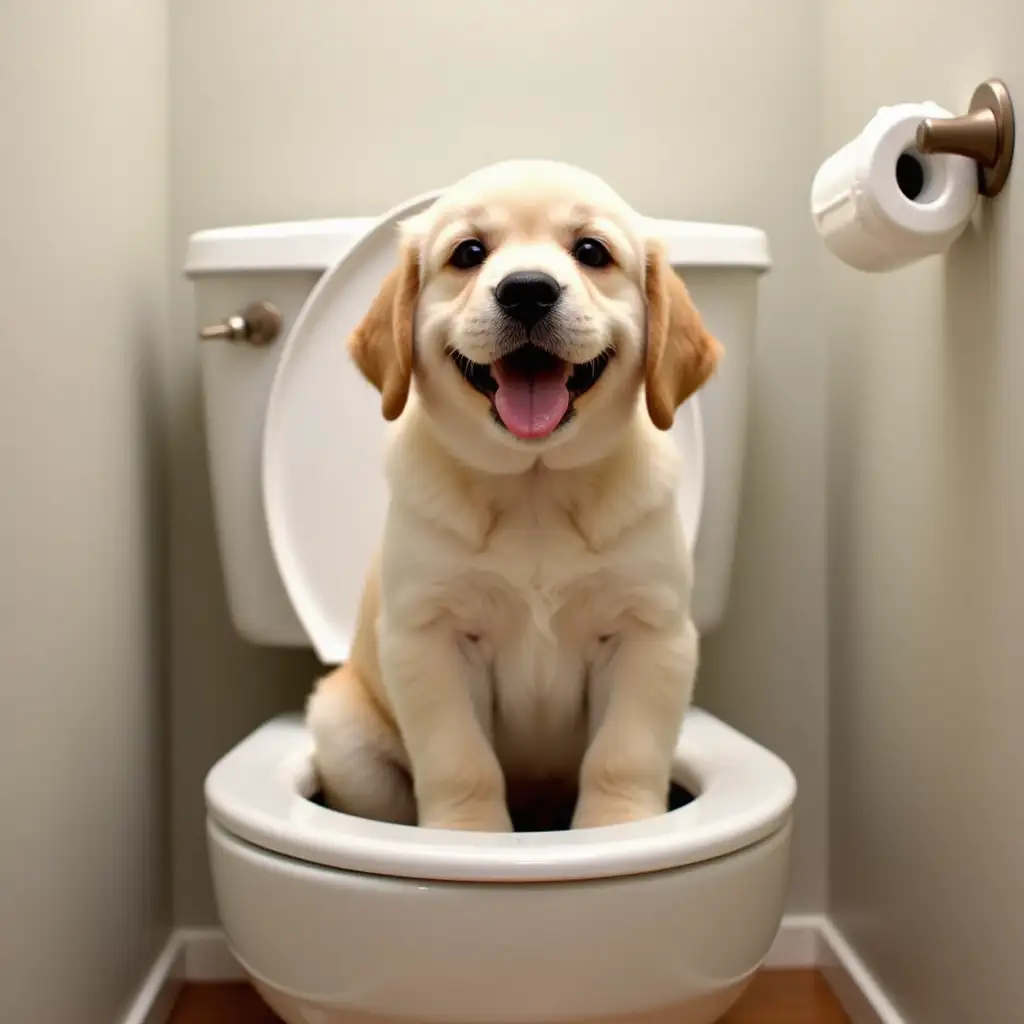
top-left (449, 344), bottom-right (613, 440)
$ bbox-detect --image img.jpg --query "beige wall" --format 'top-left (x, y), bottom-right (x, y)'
top-left (169, 0), bottom-right (828, 924)
top-left (0, 3), bottom-right (170, 1023)
top-left (824, 2), bottom-right (1024, 1020)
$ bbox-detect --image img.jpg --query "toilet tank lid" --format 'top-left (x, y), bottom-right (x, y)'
top-left (184, 215), bottom-right (771, 276)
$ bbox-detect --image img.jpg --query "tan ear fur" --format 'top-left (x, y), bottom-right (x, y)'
top-left (644, 242), bottom-right (724, 431)
top-left (348, 241), bottom-right (420, 421)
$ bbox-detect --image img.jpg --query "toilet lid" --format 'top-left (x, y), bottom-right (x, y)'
top-left (263, 194), bottom-right (704, 665)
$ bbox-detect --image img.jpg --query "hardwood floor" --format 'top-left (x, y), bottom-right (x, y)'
top-left (720, 971), bottom-right (850, 1022)
top-left (169, 983), bottom-right (279, 1024)
top-left (167, 971), bottom-right (850, 1023)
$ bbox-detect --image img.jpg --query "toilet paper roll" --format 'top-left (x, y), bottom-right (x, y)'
top-left (811, 102), bottom-right (979, 272)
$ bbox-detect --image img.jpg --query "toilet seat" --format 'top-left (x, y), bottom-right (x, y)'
top-left (261, 191), bottom-right (443, 665)
top-left (205, 708), bottom-right (795, 883)
top-left (261, 193), bottom-right (706, 666)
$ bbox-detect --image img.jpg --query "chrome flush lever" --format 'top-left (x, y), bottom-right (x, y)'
top-left (199, 300), bottom-right (283, 347)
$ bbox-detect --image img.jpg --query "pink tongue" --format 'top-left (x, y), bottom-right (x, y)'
top-left (491, 361), bottom-right (570, 440)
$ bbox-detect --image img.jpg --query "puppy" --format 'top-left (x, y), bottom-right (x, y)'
top-left (306, 159), bottom-right (721, 831)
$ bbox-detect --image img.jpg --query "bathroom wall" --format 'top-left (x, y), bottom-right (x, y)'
top-left (168, 0), bottom-right (828, 923)
top-left (824, 1), bottom-right (1024, 1020)
top-left (0, 3), bottom-right (170, 1023)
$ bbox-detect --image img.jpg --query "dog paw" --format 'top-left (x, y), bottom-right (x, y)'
top-left (419, 803), bottom-right (514, 833)
top-left (571, 795), bottom-right (664, 830)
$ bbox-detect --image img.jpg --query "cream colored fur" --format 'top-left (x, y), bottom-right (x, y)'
top-left (306, 159), bottom-right (721, 831)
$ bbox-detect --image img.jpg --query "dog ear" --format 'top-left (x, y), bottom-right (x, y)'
top-left (348, 239), bottom-right (420, 421)
top-left (643, 241), bottom-right (723, 431)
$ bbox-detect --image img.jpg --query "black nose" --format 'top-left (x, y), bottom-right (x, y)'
top-left (494, 271), bottom-right (561, 329)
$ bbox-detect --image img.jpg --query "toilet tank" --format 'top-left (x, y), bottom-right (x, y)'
top-left (184, 216), bottom-right (769, 654)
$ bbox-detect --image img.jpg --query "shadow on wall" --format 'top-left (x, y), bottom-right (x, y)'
top-left (167, 357), bottom-right (321, 918)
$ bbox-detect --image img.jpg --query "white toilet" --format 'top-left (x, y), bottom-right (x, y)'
top-left (185, 190), bottom-right (795, 1024)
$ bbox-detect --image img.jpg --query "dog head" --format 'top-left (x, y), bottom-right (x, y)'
top-left (349, 160), bottom-right (721, 468)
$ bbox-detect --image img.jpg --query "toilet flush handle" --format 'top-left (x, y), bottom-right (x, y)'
top-left (199, 300), bottom-right (282, 347)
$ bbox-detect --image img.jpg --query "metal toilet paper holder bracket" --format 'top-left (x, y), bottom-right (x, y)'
top-left (916, 79), bottom-right (1015, 197)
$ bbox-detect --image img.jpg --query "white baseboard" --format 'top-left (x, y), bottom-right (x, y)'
top-left (119, 934), bottom-right (184, 1024)
top-left (120, 915), bottom-right (906, 1024)
top-left (176, 927), bottom-right (249, 982)
top-left (819, 918), bottom-right (907, 1024)
top-left (763, 912), bottom-right (825, 967)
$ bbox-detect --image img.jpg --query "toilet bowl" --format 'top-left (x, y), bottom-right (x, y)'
top-left (207, 707), bottom-right (795, 1024)
top-left (185, 179), bottom-right (785, 1023)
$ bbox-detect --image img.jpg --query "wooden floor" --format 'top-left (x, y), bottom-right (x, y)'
top-left (168, 971), bottom-right (850, 1023)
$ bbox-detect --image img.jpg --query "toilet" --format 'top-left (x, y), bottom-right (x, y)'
top-left (185, 189), bottom-right (795, 1024)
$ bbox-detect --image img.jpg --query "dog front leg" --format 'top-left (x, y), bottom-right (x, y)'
top-left (573, 620), bottom-right (698, 829)
top-left (380, 624), bottom-right (512, 832)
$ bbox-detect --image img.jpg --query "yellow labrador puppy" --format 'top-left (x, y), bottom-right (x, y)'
top-left (307, 159), bottom-right (721, 831)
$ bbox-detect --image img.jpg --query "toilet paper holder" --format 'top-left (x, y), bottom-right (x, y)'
top-left (916, 78), bottom-right (1015, 197)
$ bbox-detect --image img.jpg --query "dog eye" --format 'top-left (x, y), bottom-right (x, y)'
top-left (449, 239), bottom-right (488, 269)
top-left (571, 237), bottom-right (613, 268)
